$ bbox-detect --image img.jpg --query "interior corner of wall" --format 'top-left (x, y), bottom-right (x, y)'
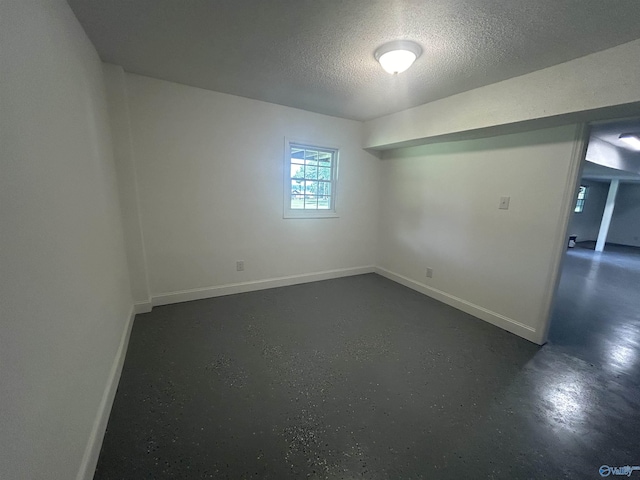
top-left (134, 300), bottom-right (152, 314)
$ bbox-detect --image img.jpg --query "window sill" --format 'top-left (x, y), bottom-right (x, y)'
top-left (283, 211), bottom-right (339, 219)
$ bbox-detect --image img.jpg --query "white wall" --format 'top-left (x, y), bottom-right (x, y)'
top-left (377, 125), bottom-right (584, 343)
top-left (364, 39), bottom-right (640, 150)
top-left (123, 74), bottom-right (380, 301)
top-left (568, 179), bottom-right (608, 243)
top-left (0, 1), bottom-right (133, 479)
top-left (608, 183), bottom-right (640, 247)
top-left (103, 64), bottom-right (151, 308)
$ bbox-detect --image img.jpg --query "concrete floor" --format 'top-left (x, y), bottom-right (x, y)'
top-left (94, 249), bottom-right (640, 479)
top-left (549, 243), bottom-right (640, 369)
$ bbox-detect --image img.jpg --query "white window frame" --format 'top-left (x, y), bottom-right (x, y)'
top-left (283, 137), bottom-right (339, 219)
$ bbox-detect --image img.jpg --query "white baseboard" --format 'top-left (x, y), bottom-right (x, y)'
top-left (375, 267), bottom-right (540, 344)
top-left (134, 301), bottom-right (152, 314)
top-left (152, 266), bottom-right (376, 307)
top-left (76, 306), bottom-right (136, 480)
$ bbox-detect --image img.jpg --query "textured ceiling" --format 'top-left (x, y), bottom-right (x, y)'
top-left (67, 0), bottom-right (640, 121)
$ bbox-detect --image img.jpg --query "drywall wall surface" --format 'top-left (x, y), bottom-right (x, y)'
top-left (125, 74), bottom-right (380, 296)
top-left (607, 183), bottom-right (640, 247)
top-left (0, 1), bottom-right (133, 479)
top-left (103, 64), bottom-right (151, 306)
top-left (377, 125), bottom-right (581, 340)
top-left (568, 180), bottom-right (609, 242)
top-left (364, 39), bottom-right (640, 150)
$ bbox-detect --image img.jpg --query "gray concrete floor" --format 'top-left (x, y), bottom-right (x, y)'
top-left (94, 250), bottom-right (640, 479)
top-left (549, 243), bottom-right (640, 368)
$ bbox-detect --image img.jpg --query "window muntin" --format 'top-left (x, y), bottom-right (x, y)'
top-left (284, 141), bottom-right (338, 218)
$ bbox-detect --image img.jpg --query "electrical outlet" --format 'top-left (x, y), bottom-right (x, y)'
top-left (426, 267), bottom-right (433, 278)
top-left (236, 260), bottom-right (244, 272)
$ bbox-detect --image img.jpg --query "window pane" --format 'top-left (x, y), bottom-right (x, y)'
top-left (318, 166), bottom-right (331, 180)
top-left (305, 180), bottom-right (317, 194)
top-left (317, 181), bottom-right (331, 196)
top-left (291, 147), bottom-right (305, 163)
top-left (291, 164), bottom-right (304, 179)
top-left (304, 195), bottom-right (318, 209)
top-left (317, 196), bottom-right (331, 209)
top-left (291, 180), bottom-right (303, 195)
top-left (577, 186), bottom-right (587, 200)
top-left (318, 152), bottom-right (332, 165)
top-left (291, 195), bottom-right (304, 209)
top-left (305, 165), bottom-right (318, 179)
top-left (304, 150), bottom-right (318, 164)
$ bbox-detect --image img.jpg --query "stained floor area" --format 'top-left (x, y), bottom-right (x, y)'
top-left (95, 254), bottom-right (640, 479)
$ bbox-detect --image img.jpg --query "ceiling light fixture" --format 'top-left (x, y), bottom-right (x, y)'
top-left (619, 133), bottom-right (640, 150)
top-left (374, 40), bottom-right (422, 75)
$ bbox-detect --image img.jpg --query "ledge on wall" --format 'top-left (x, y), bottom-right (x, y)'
top-left (366, 102), bottom-right (640, 153)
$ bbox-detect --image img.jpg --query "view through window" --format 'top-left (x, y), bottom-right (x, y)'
top-left (575, 185), bottom-right (588, 213)
top-left (285, 141), bottom-right (338, 217)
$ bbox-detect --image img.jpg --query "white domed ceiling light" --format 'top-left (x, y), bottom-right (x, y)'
top-left (374, 40), bottom-right (422, 74)
top-left (619, 133), bottom-right (640, 150)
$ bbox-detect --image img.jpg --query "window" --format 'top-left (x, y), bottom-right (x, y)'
top-left (283, 139), bottom-right (338, 218)
top-left (575, 185), bottom-right (588, 213)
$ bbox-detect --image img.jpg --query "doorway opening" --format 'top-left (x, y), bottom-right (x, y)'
top-left (547, 118), bottom-right (640, 370)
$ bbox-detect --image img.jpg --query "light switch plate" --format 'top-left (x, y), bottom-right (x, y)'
top-left (499, 196), bottom-right (510, 210)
